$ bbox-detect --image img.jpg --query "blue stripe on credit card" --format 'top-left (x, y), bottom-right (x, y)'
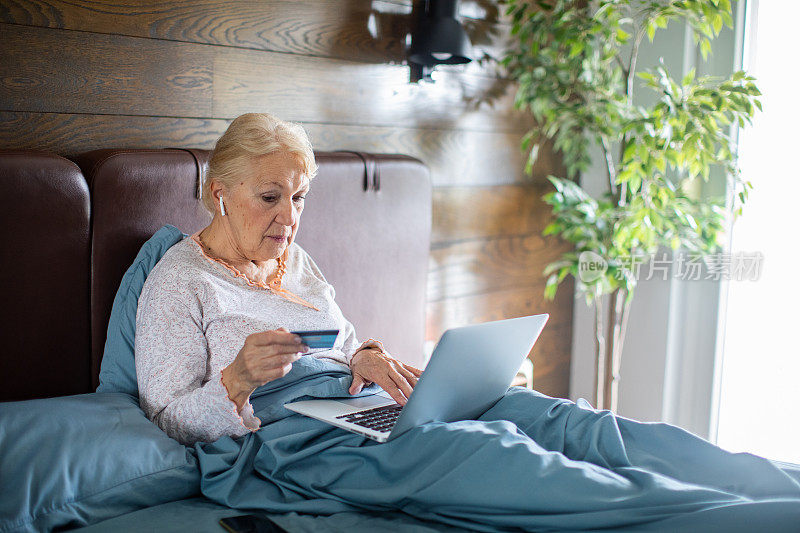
top-left (291, 329), bottom-right (339, 349)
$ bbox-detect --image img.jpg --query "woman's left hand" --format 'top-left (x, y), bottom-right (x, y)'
top-left (348, 348), bottom-right (423, 406)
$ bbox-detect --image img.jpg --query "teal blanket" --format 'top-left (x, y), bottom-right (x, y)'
top-left (195, 357), bottom-right (800, 532)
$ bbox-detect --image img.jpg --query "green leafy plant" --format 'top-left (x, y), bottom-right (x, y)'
top-left (501, 0), bottom-right (761, 410)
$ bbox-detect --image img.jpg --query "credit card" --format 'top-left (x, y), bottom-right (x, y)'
top-left (291, 329), bottom-right (339, 350)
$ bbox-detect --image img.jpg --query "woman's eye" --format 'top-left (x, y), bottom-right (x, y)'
top-left (261, 195), bottom-right (305, 203)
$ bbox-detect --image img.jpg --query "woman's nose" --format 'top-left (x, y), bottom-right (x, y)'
top-left (276, 197), bottom-right (299, 226)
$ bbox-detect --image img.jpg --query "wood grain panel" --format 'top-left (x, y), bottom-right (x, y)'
top-left (425, 283), bottom-right (574, 398)
top-left (303, 122), bottom-right (561, 187)
top-left (0, 23), bottom-right (527, 133)
top-left (0, 0), bottom-right (510, 78)
top-left (432, 182), bottom-right (562, 244)
top-left (0, 24), bottom-right (214, 116)
top-left (207, 42), bottom-right (522, 132)
top-left (0, 111), bottom-right (560, 187)
top-left (428, 233), bottom-right (570, 302)
top-left (0, 112), bottom-right (226, 152)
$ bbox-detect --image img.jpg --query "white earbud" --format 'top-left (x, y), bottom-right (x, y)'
top-left (219, 195), bottom-right (226, 216)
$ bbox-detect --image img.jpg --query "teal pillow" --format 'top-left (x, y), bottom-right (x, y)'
top-left (97, 224), bottom-right (186, 397)
top-left (0, 393), bottom-right (200, 532)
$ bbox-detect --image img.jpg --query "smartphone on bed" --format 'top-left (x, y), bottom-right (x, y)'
top-left (290, 329), bottom-right (339, 353)
top-left (219, 514), bottom-right (287, 533)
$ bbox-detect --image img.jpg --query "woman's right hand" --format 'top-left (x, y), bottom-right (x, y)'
top-left (221, 327), bottom-right (308, 410)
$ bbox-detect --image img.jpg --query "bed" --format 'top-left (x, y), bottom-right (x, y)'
top-left (2, 148), bottom-right (800, 533)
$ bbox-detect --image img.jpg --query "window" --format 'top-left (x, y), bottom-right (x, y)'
top-left (714, 0), bottom-right (800, 465)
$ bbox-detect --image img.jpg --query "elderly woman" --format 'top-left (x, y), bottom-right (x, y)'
top-left (135, 113), bottom-right (421, 446)
top-left (135, 113), bottom-right (800, 531)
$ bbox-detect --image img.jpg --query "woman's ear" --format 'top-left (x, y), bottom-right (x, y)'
top-left (208, 181), bottom-right (227, 215)
top-left (209, 180), bottom-right (223, 201)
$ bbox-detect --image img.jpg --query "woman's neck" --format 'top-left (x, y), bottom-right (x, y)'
top-left (197, 220), bottom-right (280, 284)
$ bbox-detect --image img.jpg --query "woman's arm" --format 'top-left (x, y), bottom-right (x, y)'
top-left (135, 267), bottom-right (260, 446)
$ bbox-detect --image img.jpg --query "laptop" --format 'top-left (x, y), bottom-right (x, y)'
top-left (284, 314), bottom-right (549, 443)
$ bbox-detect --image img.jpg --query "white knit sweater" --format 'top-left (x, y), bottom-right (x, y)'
top-left (134, 234), bottom-right (365, 445)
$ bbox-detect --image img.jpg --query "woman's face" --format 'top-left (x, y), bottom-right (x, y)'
top-left (217, 152), bottom-right (310, 262)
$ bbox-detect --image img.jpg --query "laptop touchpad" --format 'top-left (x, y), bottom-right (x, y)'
top-left (335, 390), bottom-right (395, 408)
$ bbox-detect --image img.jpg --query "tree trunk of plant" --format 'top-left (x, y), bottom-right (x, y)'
top-left (592, 288), bottom-right (634, 411)
top-left (593, 293), bottom-right (606, 409)
top-left (603, 288), bottom-right (630, 411)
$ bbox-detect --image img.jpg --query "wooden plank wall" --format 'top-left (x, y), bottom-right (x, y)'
top-left (0, 0), bottom-right (573, 397)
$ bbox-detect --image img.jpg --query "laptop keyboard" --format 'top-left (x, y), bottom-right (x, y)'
top-left (335, 404), bottom-right (403, 433)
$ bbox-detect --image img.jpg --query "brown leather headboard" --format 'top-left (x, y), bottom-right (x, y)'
top-left (0, 149), bottom-right (430, 402)
top-left (0, 152), bottom-right (92, 401)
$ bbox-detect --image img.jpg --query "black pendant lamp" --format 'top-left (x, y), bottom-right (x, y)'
top-left (408, 0), bottom-right (473, 82)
